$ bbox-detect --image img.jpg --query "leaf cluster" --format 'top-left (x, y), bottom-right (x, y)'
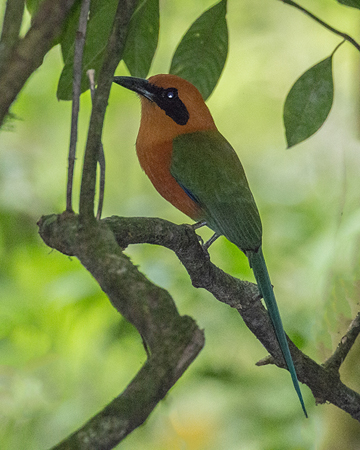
top-left (9, 0), bottom-right (360, 148)
top-left (56, 0), bottom-right (228, 101)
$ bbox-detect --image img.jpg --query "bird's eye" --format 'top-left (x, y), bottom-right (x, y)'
top-left (165, 89), bottom-right (176, 99)
top-left (153, 86), bottom-right (189, 125)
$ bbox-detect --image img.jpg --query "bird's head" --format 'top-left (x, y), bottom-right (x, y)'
top-left (113, 74), bottom-right (216, 142)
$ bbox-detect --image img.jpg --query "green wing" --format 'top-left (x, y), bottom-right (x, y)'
top-left (171, 130), bottom-right (262, 252)
top-left (171, 131), bottom-right (307, 416)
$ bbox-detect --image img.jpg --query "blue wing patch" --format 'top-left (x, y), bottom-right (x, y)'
top-left (178, 181), bottom-right (200, 204)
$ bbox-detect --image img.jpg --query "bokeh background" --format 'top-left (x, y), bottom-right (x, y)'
top-left (1, 0), bottom-right (360, 448)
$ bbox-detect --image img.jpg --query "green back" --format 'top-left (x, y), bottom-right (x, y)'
top-left (171, 130), bottom-right (262, 252)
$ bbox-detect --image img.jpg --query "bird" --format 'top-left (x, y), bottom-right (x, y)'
top-left (113, 73), bottom-right (307, 417)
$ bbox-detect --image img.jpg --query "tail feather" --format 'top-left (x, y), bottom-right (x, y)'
top-left (248, 247), bottom-right (308, 418)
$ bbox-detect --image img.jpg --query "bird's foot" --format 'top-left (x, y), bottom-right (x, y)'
top-left (191, 221), bottom-right (220, 253)
top-left (192, 220), bottom-right (207, 230)
top-left (203, 232), bottom-right (220, 251)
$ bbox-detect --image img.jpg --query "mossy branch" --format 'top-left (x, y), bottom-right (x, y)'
top-left (0, 0), bottom-right (25, 75)
top-left (39, 212), bottom-right (204, 450)
top-left (38, 213), bottom-right (360, 434)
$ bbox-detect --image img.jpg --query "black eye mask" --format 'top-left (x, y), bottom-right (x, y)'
top-left (148, 85), bottom-right (190, 126)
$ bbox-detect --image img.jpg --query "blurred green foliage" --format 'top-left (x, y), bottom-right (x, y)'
top-left (1, 0), bottom-right (360, 449)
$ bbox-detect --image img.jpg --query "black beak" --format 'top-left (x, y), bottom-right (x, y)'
top-left (113, 76), bottom-right (155, 102)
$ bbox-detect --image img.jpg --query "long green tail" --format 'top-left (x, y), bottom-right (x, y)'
top-left (248, 247), bottom-right (308, 418)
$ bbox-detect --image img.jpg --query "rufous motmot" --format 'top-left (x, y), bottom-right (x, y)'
top-left (113, 74), bottom-right (307, 417)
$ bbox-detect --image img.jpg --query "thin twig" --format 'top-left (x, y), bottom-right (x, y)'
top-left (324, 312), bottom-right (360, 372)
top-left (279, 0), bottom-right (360, 52)
top-left (87, 69), bottom-right (106, 220)
top-left (66, 0), bottom-right (91, 212)
top-left (96, 140), bottom-right (106, 220)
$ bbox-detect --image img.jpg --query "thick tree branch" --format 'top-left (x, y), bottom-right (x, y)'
top-left (0, 0), bottom-right (77, 127)
top-left (0, 0), bottom-right (25, 76)
top-left (39, 212), bottom-right (204, 450)
top-left (38, 213), bottom-right (360, 424)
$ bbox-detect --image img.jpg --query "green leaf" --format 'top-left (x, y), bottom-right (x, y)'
top-left (283, 55), bottom-right (334, 148)
top-left (26, 0), bottom-right (79, 48)
top-left (123, 0), bottom-right (159, 78)
top-left (25, 0), bottom-right (44, 16)
top-left (57, 0), bottom-right (118, 100)
top-left (336, 0), bottom-right (360, 9)
top-left (169, 0), bottom-right (228, 101)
